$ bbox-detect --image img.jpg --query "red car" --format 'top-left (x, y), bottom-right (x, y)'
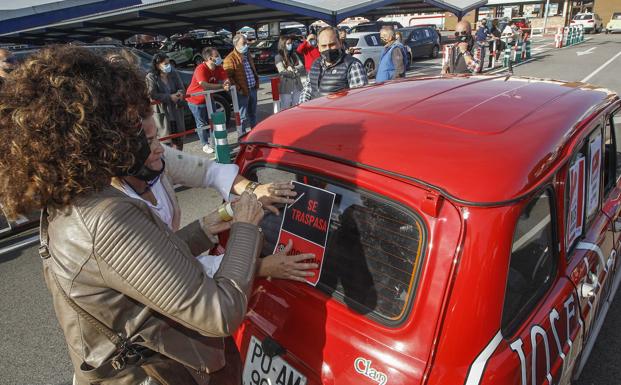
top-left (233, 76), bottom-right (621, 385)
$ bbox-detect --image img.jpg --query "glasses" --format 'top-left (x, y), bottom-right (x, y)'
top-left (455, 31), bottom-right (469, 36)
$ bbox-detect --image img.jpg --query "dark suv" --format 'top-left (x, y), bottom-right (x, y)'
top-left (397, 25), bottom-right (441, 61)
top-left (350, 21), bottom-right (404, 33)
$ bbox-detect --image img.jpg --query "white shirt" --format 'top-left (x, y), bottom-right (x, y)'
top-left (122, 177), bottom-right (174, 229)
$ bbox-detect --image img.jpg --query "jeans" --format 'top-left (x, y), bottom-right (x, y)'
top-left (188, 102), bottom-right (211, 146)
top-left (280, 90), bottom-right (302, 110)
top-left (237, 87), bottom-right (257, 129)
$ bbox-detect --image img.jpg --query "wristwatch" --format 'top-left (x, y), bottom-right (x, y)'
top-left (245, 181), bottom-right (260, 194)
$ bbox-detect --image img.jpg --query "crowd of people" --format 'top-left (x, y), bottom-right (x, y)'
top-left (0, 18), bottom-right (527, 384)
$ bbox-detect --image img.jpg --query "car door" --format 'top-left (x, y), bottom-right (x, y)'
top-left (410, 29), bottom-right (425, 58)
top-left (478, 188), bottom-right (584, 385)
top-left (602, 107), bottom-right (621, 302)
top-left (364, 33), bottom-right (383, 67)
top-left (563, 123), bottom-right (616, 377)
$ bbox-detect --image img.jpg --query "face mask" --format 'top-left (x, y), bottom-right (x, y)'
top-left (134, 159), bottom-right (166, 184)
top-left (238, 44), bottom-right (248, 54)
top-left (309, 39), bottom-right (317, 47)
top-left (161, 63), bottom-right (172, 73)
top-left (457, 34), bottom-right (471, 43)
top-left (214, 57), bottom-right (223, 66)
top-left (286, 43), bottom-right (293, 51)
top-left (321, 48), bottom-right (342, 63)
top-left (115, 133), bottom-right (151, 177)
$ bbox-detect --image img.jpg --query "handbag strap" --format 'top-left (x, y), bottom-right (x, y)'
top-left (39, 207), bottom-right (127, 350)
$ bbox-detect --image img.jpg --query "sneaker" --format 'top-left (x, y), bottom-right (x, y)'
top-left (203, 144), bottom-right (215, 154)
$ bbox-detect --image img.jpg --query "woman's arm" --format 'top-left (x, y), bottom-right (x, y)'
top-left (275, 55), bottom-right (296, 78)
top-left (145, 73), bottom-right (172, 103)
top-left (93, 199), bottom-right (263, 337)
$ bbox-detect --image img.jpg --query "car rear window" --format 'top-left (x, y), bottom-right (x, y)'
top-left (574, 14), bottom-right (593, 20)
top-left (613, 13), bottom-right (621, 20)
top-left (248, 166), bottom-right (426, 325)
top-left (345, 38), bottom-right (360, 47)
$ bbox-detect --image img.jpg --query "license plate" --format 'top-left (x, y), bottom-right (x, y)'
top-left (242, 336), bottom-right (307, 385)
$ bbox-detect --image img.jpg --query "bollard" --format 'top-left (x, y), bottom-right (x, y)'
top-left (270, 77), bottom-right (280, 114)
top-left (491, 39), bottom-right (497, 68)
top-left (211, 111), bottom-right (230, 164)
top-left (503, 39), bottom-right (511, 68)
top-left (525, 35), bottom-right (531, 59)
top-left (555, 27), bottom-right (563, 48)
top-left (441, 44), bottom-right (452, 69)
top-left (229, 85), bottom-right (244, 137)
top-left (513, 37), bottom-right (522, 63)
top-left (578, 25), bottom-right (584, 42)
top-left (564, 26), bottom-right (571, 46)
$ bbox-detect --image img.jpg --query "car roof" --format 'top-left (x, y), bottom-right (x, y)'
top-left (243, 76), bottom-right (617, 206)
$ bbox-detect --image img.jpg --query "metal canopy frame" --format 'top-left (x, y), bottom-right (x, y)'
top-left (0, 0), bottom-right (485, 44)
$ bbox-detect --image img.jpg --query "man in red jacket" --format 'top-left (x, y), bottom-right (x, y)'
top-left (296, 33), bottom-right (320, 72)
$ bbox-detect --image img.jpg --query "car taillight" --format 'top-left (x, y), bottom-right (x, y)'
top-left (352, 48), bottom-right (361, 55)
top-left (571, 20), bottom-right (575, 23)
top-left (260, 51), bottom-right (270, 59)
top-left (588, 19), bottom-right (594, 22)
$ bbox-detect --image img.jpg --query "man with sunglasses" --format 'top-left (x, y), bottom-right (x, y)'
top-left (442, 21), bottom-right (479, 75)
top-left (0, 49), bottom-right (16, 86)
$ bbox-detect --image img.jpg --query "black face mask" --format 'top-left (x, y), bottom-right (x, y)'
top-left (321, 48), bottom-right (342, 63)
top-left (115, 132), bottom-right (164, 183)
top-left (457, 34), bottom-right (472, 43)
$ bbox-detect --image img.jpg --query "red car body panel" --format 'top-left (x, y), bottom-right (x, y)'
top-left (233, 76), bottom-right (620, 385)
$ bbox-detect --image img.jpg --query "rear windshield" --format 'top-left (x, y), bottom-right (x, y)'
top-left (613, 13), bottom-right (621, 20)
top-left (247, 166), bottom-right (426, 325)
top-left (351, 24), bottom-right (375, 33)
top-left (345, 38), bottom-right (360, 47)
top-left (574, 14), bottom-right (593, 20)
top-left (252, 39), bottom-right (276, 48)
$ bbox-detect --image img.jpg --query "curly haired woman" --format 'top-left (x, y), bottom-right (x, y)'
top-left (0, 46), bottom-right (265, 385)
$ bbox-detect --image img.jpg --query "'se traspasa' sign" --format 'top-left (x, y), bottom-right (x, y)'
top-left (274, 181), bottom-right (336, 286)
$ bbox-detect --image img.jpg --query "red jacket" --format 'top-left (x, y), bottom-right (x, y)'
top-left (296, 40), bottom-right (320, 72)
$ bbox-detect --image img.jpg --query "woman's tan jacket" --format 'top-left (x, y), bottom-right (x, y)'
top-left (42, 151), bottom-right (260, 384)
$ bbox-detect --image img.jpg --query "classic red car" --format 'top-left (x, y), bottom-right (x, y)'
top-left (233, 75), bottom-right (621, 385)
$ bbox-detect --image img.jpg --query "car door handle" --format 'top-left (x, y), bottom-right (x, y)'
top-left (580, 272), bottom-right (599, 298)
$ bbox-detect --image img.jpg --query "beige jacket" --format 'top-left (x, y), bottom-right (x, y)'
top-left (43, 183), bottom-right (261, 384)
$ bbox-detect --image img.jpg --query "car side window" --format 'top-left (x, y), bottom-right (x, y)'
top-left (565, 147), bottom-right (588, 250)
top-left (413, 30), bottom-right (423, 41)
top-left (248, 166), bottom-right (426, 325)
top-left (610, 110), bottom-right (621, 180)
top-left (423, 29), bottom-right (431, 38)
top-left (369, 34), bottom-right (380, 46)
top-left (603, 111), bottom-right (620, 192)
top-left (502, 190), bottom-right (557, 336)
top-left (585, 127), bottom-right (603, 222)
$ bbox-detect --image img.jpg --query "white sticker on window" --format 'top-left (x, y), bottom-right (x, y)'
top-left (587, 133), bottom-right (602, 218)
top-left (567, 155), bottom-right (586, 248)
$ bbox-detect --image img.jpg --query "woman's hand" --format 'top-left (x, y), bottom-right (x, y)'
top-left (232, 192), bottom-right (264, 225)
top-left (170, 93), bottom-right (180, 103)
top-left (259, 240), bottom-right (317, 282)
top-left (254, 182), bottom-right (297, 215)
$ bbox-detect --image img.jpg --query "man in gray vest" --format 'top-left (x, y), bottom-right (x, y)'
top-left (441, 21), bottom-right (480, 75)
top-left (299, 27), bottom-right (368, 103)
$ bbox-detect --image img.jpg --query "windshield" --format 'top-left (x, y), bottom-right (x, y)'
top-left (345, 38), bottom-right (360, 47)
top-left (252, 39), bottom-right (276, 49)
top-left (351, 24), bottom-right (374, 33)
top-left (574, 14), bottom-right (594, 20)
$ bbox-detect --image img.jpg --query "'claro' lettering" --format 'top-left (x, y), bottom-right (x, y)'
top-left (354, 357), bottom-right (388, 385)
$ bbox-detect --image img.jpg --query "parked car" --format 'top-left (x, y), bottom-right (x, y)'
top-left (571, 12), bottom-right (604, 33)
top-left (398, 25), bottom-right (441, 62)
top-left (511, 17), bottom-right (532, 34)
top-left (605, 12), bottom-right (621, 34)
top-left (343, 32), bottom-right (384, 77)
top-left (0, 209), bottom-right (39, 241)
top-left (232, 76), bottom-right (621, 385)
top-left (160, 36), bottom-right (233, 67)
top-left (249, 36), bottom-right (302, 73)
top-left (350, 21), bottom-right (404, 33)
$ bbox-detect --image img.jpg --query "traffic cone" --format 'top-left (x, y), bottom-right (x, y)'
top-left (211, 111), bottom-right (230, 164)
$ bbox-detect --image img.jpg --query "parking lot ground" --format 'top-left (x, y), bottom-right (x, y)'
top-left (2, 33), bottom-right (621, 385)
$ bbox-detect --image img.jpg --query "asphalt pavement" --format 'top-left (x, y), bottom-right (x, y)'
top-left (1, 33), bottom-right (621, 385)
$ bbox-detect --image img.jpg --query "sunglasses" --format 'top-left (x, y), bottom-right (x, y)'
top-left (454, 31), bottom-right (469, 36)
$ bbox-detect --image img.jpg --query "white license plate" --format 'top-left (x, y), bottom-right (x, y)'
top-left (242, 336), bottom-right (307, 385)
